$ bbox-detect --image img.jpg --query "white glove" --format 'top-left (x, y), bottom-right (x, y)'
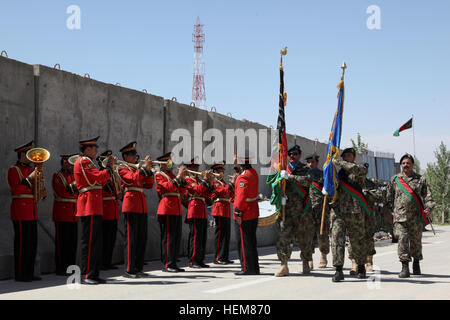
top-left (280, 170), bottom-right (290, 180)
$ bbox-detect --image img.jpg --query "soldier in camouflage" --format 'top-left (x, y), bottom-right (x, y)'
top-left (348, 175), bottom-right (380, 273)
top-left (275, 145), bottom-right (314, 277)
top-left (330, 147), bottom-right (369, 282)
top-left (306, 154), bottom-right (330, 269)
top-left (386, 154), bottom-right (435, 278)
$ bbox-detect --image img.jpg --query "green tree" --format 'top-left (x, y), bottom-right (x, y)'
top-left (425, 142), bottom-right (450, 224)
top-left (413, 155), bottom-right (421, 174)
top-left (350, 132), bottom-right (369, 154)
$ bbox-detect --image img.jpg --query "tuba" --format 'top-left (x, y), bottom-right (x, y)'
top-left (26, 148), bottom-right (50, 203)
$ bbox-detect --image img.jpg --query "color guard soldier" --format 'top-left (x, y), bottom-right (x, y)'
top-left (74, 136), bottom-right (116, 285)
top-left (7, 141), bottom-right (45, 282)
top-left (97, 150), bottom-right (120, 271)
top-left (155, 152), bottom-right (187, 272)
top-left (210, 162), bottom-right (235, 265)
top-left (233, 154), bottom-right (260, 275)
top-left (117, 142), bottom-right (154, 278)
top-left (184, 159), bottom-right (215, 269)
top-left (52, 154), bottom-right (78, 276)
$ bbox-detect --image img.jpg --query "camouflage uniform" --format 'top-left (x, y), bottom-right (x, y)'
top-left (276, 162), bottom-right (314, 263)
top-left (330, 159), bottom-right (368, 267)
top-left (386, 172), bottom-right (435, 262)
top-left (348, 178), bottom-right (382, 261)
top-left (309, 168), bottom-right (330, 255)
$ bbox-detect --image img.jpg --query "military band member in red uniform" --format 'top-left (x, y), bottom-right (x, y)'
top-left (96, 150), bottom-right (120, 271)
top-left (233, 155), bottom-right (260, 275)
top-left (117, 142), bottom-right (154, 278)
top-left (210, 162), bottom-right (235, 265)
top-left (52, 154), bottom-right (78, 276)
top-left (74, 136), bottom-right (116, 285)
top-left (155, 153), bottom-right (187, 272)
top-left (7, 141), bottom-right (45, 282)
top-left (184, 160), bottom-right (215, 268)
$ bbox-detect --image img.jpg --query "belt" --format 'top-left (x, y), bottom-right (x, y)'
top-left (124, 187), bottom-right (144, 193)
top-left (189, 196), bottom-right (205, 202)
top-left (12, 194), bottom-right (34, 199)
top-left (54, 196), bottom-right (77, 203)
top-left (214, 198), bottom-right (231, 203)
top-left (161, 192), bottom-right (180, 199)
top-left (103, 196), bottom-right (116, 201)
top-left (246, 197), bottom-right (258, 202)
top-left (79, 186), bottom-right (103, 194)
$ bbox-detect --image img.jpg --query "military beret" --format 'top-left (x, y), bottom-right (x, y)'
top-left (341, 147), bottom-right (356, 157)
top-left (288, 145), bottom-right (302, 154)
top-left (305, 154), bottom-right (319, 161)
top-left (400, 153), bottom-right (414, 164)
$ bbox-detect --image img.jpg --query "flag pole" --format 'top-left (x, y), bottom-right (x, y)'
top-left (280, 47), bottom-right (287, 222)
top-left (412, 114), bottom-right (416, 157)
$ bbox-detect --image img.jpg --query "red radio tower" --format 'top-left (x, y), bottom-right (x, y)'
top-left (192, 17), bottom-right (206, 108)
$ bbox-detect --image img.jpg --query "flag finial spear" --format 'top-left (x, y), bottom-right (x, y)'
top-left (340, 62), bottom-right (347, 80)
top-left (280, 47), bottom-right (288, 69)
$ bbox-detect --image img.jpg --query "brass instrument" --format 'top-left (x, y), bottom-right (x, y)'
top-left (186, 169), bottom-right (223, 180)
top-left (26, 148), bottom-right (50, 202)
top-left (101, 157), bottom-right (172, 171)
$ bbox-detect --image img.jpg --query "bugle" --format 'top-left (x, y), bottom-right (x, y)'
top-left (26, 147), bottom-right (51, 202)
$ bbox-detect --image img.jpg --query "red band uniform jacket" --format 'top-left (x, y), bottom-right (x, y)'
top-left (211, 179), bottom-right (234, 218)
top-left (52, 171), bottom-right (78, 222)
top-left (233, 168), bottom-right (259, 221)
top-left (7, 164), bottom-right (37, 221)
top-left (74, 156), bottom-right (111, 217)
top-left (118, 165), bottom-right (154, 214)
top-left (155, 170), bottom-right (185, 217)
top-left (184, 176), bottom-right (213, 221)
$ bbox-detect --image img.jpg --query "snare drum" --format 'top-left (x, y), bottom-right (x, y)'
top-left (257, 200), bottom-right (278, 227)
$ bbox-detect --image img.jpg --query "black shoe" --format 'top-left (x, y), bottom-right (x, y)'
top-left (225, 260), bottom-right (234, 264)
top-left (32, 276), bottom-right (42, 281)
top-left (399, 261), bottom-right (410, 278)
top-left (215, 260), bottom-right (227, 265)
top-left (413, 259), bottom-right (421, 275)
top-left (15, 278), bottom-right (32, 282)
top-left (357, 265), bottom-right (366, 279)
top-left (123, 272), bottom-right (139, 279)
top-left (332, 267), bottom-right (344, 282)
top-left (95, 277), bottom-right (107, 284)
top-left (190, 263), bottom-right (202, 269)
top-left (136, 272), bottom-right (150, 278)
top-left (199, 263), bottom-right (210, 268)
top-left (82, 278), bottom-right (99, 285)
top-left (162, 267), bottom-right (178, 273)
top-left (175, 267), bottom-right (185, 272)
top-left (234, 270), bottom-right (258, 275)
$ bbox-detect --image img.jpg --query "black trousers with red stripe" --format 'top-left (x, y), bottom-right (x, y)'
top-left (123, 212), bottom-right (147, 274)
top-left (235, 218), bottom-right (260, 273)
top-left (102, 219), bottom-right (117, 268)
top-left (80, 215), bottom-right (103, 280)
top-left (214, 216), bottom-right (231, 262)
top-left (13, 220), bottom-right (37, 281)
top-left (187, 218), bottom-right (207, 266)
top-left (54, 221), bottom-right (78, 275)
top-left (159, 214), bottom-right (182, 269)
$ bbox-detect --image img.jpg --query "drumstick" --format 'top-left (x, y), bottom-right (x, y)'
top-left (320, 195), bottom-right (328, 235)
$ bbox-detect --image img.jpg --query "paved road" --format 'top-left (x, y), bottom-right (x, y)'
top-left (1, 225), bottom-right (449, 300)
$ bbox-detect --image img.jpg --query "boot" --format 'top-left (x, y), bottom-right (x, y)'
top-left (357, 264), bottom-right (366, 279)
top-left (318, 253), bottom-right (328, 268)
top-left (274, 263), bottom-right (289, 277)
top-left (332, 266), bottom-right (344, 282)
top-left (349, 259), bottom-right (358, 275)
top-left (302, 260), bottom-right (311, 274)
top-left (308, 259), bottom-right (314, 271)
top-left (412, 259), bottom-right (421, 275)
top-left (399, 261), bottom-right (410, 278)
top-left (365, 255), bottom-right (373, 272)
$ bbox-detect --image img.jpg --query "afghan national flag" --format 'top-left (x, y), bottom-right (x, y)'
top-left (393, 118), bottom-right (412, 137)
top-left (266, 65), bottom-right (288, 215)
top-left (322, 79), bottom-right (344, 202)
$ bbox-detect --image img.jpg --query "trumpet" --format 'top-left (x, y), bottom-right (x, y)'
top-left (186, 169), bottom-right (223, 180)
top-left (101, 157), bottom-right (172, 170)
top-left (26, 147), bottom-right (51, 203)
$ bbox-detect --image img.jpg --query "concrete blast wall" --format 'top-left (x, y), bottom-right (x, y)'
top-left (0, 56), bottom-right (334, 279)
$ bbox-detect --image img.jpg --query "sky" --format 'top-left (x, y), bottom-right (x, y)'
top-left (1, 0), bottom-right (449, 166)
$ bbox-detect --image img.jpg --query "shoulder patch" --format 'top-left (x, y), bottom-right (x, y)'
top-left (55, 178), bottom-right (59, 184)
top-left (86, 163), bottom-right (94, 169)
top-left (239, 181), bottom-right (245, 188)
